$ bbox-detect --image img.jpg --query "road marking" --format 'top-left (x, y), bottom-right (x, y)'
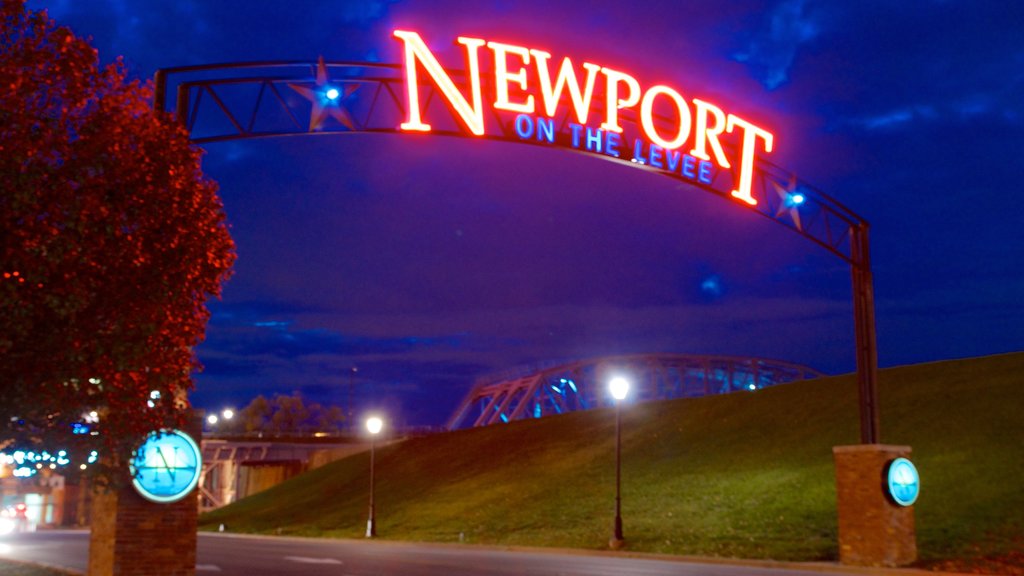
top-left (284, 556), bottom-right (343, 564)
top-left (196, 564), bottom-right (222, 572)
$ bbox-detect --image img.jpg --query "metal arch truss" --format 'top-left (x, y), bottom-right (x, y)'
top-left (155, 60), bottom-right (880, 444)
top-left (447, 354), bottom-right (825, 430)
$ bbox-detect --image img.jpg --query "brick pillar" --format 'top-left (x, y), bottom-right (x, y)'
top-left (88, 421), bottom-right (201, 576)
top-left (833, 444), bottom-right (917, 567)
top-left (87, 487), bottom-right (116, 575)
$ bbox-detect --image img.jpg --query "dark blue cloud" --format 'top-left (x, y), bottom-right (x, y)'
top-left (26, 0), bottom-right (1024, 426)
top-left (732, 0), bottom-right (821, 89)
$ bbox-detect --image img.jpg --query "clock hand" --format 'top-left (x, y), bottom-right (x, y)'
top-left (157, 447), bottom-right (176, 482)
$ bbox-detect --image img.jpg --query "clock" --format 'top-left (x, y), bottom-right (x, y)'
top-left (885, 457), bottom-right (920, 507)
top-left (130, 429), bottom-right (202, 504)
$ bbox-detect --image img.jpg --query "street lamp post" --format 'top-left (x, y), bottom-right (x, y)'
top-left (365, 415), bottom-right (383, 538)
top-left (608, 376), bottom-right (630, 549)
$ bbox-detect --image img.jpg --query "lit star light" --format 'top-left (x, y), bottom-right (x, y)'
top-left (288, 56), bottom-right (358, 132)
top-left (772, 178), bottom-right (805, 231)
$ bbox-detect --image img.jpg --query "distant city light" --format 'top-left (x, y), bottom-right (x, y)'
top-left (207, 414), bottom-right (219, 425)
top-left (325, 87), bottom-right (340, 100)
top-left (222, 409), bottom-right (234, 420)
top-left (791, 193), bottom-right (806, 205)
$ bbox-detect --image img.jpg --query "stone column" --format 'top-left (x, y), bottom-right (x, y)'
top-left (833, 444), bottom-right (917, 567)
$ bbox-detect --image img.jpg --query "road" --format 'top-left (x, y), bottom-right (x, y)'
top-left (0, 530), bottom-right (936, 576)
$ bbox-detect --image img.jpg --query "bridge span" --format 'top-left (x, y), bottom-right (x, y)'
top-left (198, 439), bottom-right (374, 512)
top-left (448, 354), bottom-right (823, 430)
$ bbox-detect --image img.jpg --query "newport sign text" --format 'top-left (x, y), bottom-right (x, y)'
top-left (393, 30), bottom-right (775, 206)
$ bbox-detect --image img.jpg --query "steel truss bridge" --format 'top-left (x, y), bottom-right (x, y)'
top-left (198, 439), bottom-right (372, 512)
top-left (446, 354), bottom-right (824, 430)
top-left (156, 58), bottom-right (880, 443)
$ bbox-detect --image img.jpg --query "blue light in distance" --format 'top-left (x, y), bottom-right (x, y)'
top-left (325, 87), bottom-right (340, 101)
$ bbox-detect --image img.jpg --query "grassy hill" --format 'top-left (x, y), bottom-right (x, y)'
top-left (200, 352), bottom-right (1024, 570)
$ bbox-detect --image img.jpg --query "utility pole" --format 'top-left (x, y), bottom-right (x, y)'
top-left (349, 366), bottom-right (358, 433)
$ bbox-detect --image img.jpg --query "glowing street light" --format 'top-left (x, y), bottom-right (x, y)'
top-left (366, 416), bottom-right (383, 435)
top-left (608, 376), bottom-right (630, 549)
top-left (206, 414), bottom-right (219, 426)
top-left (221, 408), bottom-right (234, 420)
top-left (365, 416), bottom-right (383, 538)
top-left (610, 377), bottom-right (630, 402)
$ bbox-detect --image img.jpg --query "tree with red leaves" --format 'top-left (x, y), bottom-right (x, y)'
top-left (0, 1), bottom-right (235, 479)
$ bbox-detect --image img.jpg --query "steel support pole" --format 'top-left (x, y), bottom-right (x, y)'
top-left (612, 402), bottom-right (624, 545)
top-left (175, 84), bottom-right (190, 126)
top-left (349, 367), bottom-right (357, 433)
top-left (154, 70), bottom-right (166, 115)
top-left (366, 437), bottom-right (377, 537)
top-left (851, 224), bottom-right (880, 444)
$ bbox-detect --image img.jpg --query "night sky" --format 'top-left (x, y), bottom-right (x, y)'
top-left (30, 1), bottom-right (1024, 427)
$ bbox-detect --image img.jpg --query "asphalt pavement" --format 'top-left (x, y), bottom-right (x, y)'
top-left (0, 530), bottom-right (970, 576)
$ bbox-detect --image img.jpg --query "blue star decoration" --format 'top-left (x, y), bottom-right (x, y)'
top-left (771, 178), bottom-right (806, 231)
top-left (288, 56), bottom-right (359, 132)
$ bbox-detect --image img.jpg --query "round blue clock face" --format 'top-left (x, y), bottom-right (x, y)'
top-left (886, 457), bottom-right (920, 507)
top-left (130, 429), bottom-right (202, 504)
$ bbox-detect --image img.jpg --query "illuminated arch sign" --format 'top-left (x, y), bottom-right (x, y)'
top-left (153, 31), bottom-right (881, 446)
top-left (393, 30), bottom-right (773, 207)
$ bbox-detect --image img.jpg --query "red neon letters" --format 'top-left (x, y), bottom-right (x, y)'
top-left (393, 30), bottom-right (773, 206)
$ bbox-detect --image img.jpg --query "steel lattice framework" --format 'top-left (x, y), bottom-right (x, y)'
top-left (447, 354), bottom-right (825, 430)
top-left (155, 60), bottom-right (880, 443)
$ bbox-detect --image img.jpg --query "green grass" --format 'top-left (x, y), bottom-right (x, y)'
top-left (200, 352), bottom-right (1024, 569)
